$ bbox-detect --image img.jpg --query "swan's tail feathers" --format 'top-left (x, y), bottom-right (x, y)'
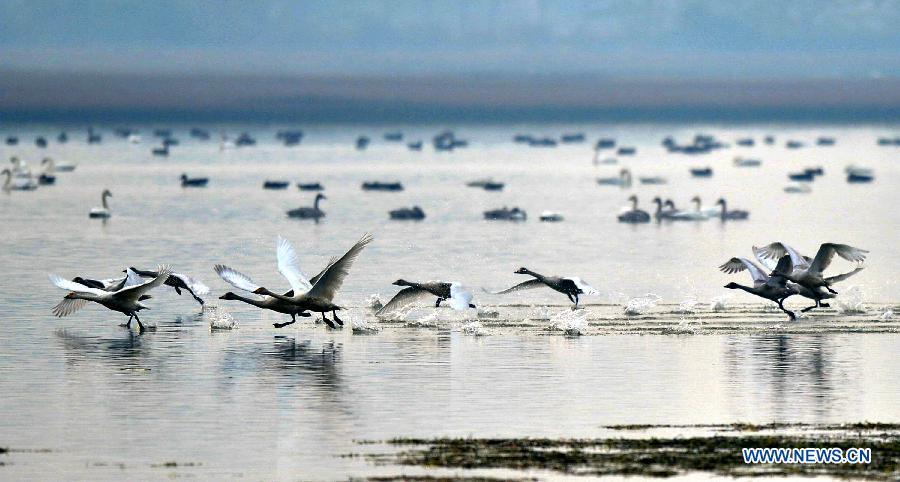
top-left (449, 283), bottom-right (475, 310)
top-left (566, 277), bottom-right (599, 295)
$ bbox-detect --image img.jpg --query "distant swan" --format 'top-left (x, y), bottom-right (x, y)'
top-left (89, 189), bottom-right (112, 218)
top-left (180, 174), bottom-right (209, 187)
top-left (652, 197), bottom-right (677, 220)
top-left (49, 265), bottom-right (172, 333)
top-left (488, 267), bottom-right (598, 309)
top-left (668, 197), bottom-right (709, 221)
top-left (42, 157), bottom-right (76, 173)
top-left (376, 280), bottom-right (475, 316)
top-left (716, 198), bottom-right (749, 220)
top-left (617, 195), bottom-right (651, 223)
top-left (597, 168), bottom-right (632, 187)
top-left (287, 193), bottom-right (326, 220)
top-left (389, 206), bottom-right (425, 220)
top-left (2, 168), bottom-right (38, 191)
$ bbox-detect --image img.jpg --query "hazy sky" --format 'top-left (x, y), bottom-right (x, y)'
top-left (2, 0), bottom-right (899, 79)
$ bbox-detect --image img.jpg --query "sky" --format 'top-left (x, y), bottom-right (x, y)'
top-left (2, 0), bottom-right (900, 79)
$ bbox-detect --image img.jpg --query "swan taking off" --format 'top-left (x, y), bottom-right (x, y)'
top-left (89, 189), bottom-right (113, 218)
top-left (489, 267), bottom-right (599, 309)
top-left (719, 257), bottom-right (800, 320)
top-left (250, 234), bottom-right (374, 328)
top-left (377, 280), bottom-right (475, 317)
top-left (130, 267), bottom-right (210, 308)
top-left (49, 265), bottom-right (172, 333)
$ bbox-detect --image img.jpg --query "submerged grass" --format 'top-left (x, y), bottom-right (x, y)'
top-left (359, 429), bottom-right (900, 480)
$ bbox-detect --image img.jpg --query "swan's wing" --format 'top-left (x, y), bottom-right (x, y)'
top-left (448, 282), bottom-right (474, 310)
top-left (758, 242), bottom-right (809, 270)
top-left (309, 256), bottom-right (337, 285)
top-left (718, 258), bottom-right (768, 284)
top-left (751, 246), bottom-right (777, 271)
top-left (306, 233), bottom-right (374, 301)
top-left (565, 277), bottom-right (599, 295)
top-left (809, 243), bottom-right (868, 275)
top-left (486, 279), bottom-right (545, 295)
top-left (114, 265), bottom-right (171, 301)
top-left (172, 272), bottom-right (210, 295)
top-left (375, 287), bottom-right (431, 316)
top-left (51, 297), bottom-right (88, 317)
top-left (825, 266), bottom-right (865, 284)
top-left (107, 268), bottom-right (144, 291)
top-left (49, 274), bottom-right (107, 296)
top-left (276, 236), bottom-right (313, 294)
top-left (214, 264), bottom-right (261, 292)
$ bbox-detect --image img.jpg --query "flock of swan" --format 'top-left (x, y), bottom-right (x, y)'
top-left (617, 195), bottom-right (748, 223)
top-left (47, 230), bottom-right (867, 332)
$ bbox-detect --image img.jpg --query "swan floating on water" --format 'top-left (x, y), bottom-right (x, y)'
top-left (597, 168), bottom-right (632, 187)
top-left (484, 207), bottom-right (527, 221)
top-left (618, 195), bottom-right (650, 223)
top-left (716, 199), bottom-right (749, 220)
top-left (180, 174), bottom-right (209, 187)
top-left (539, 211), bottom-right (564, 222)
top-left (2, 168), bottom-right (38, 191)
top-left (89, 189), bottom-right (112, 218)
top-left (389, 206), bottom-right (425, 220)
top-left (287, 193), bottom-right (326, 220)
top-left (42, 157), bottom-right (76, 173)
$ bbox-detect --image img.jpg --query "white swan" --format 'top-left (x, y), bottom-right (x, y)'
top-left (668, 198), bottom-right (709, 221)
top-left (49, 265), bottom-right (172, 332)
top-left (756, 242), bottom-right (867, 294)
top-left (2, 168), bottom-right (38, 191)
top-left (89, 189), bottom-right (113, 218)
top-left (42, 157), bottom-right (76, 173)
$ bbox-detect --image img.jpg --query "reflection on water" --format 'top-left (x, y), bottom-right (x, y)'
top-left (1, 123), bottom-right (898, 478)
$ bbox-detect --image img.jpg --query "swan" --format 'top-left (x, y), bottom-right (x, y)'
top-left (180, 174), bottom-right (209, 187)
top-left (488, 267), bottom-right (598, 309)
top-left (389, 206), bottom-right (425, 220)
top-left (484, 207), bottom-right (527, 221)
top-left (617, 195), bottom-right (651, 223)
top-left (37, 161), bottom-right (55, 185)
top-left (89, 189), bottom-right (113, 218)
top-left (287, 193), bottom-right (326, 220)
top-left (756, 242), bottom-right (867, 311)
top-left (9, 157), bottom-right (31, 176)
top-left (691, 196), bottom-right (720, 217)
top-left (251, 234), bottom-right (374, 328)
top-left (539, 211), bottom-right (564, 222)
top-left (753, 247), bottom-right (865, 313)
top-left (652, 197), bottom-right (678, 220)
top-left (719, 257), bottom-right (800, 320)
top-left (715, 198), bottom-right (749, 220)
top-left (597, 168), bottom-right (632, 187)
top-left (2, 168), bottom-right (38, 191)
top-left (733, 157), bottom-right (761, 167)
top-left (41, 157), bottom-right (76, 173)
top-left (298, 182), bottom-right (324, 191)
top-left (376, 280), bottom-right (475, 316)
top-left (784, 183), bottom-right (812, 194)
top-left (668, 197), bottom-right (709, 221)
top-left (263, 180), bottom-right (290, 190)
top-left (49, 265), bottom-right (172, 333)
top-left (639, 176), bottom-right (667, 185)
top-left (130, 267), bottom-right (210, 307)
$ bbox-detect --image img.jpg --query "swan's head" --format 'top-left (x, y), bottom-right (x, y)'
top-left (180, 174), bottom-right (188, 181)
top-left (652, 196), bottom-right (662, 204)
top-left (102, 189), bottom-right (112, 197)
top-left (41, 157), bottom-right (51, 164)
top-left (220, 292), bottom-right (238, 300)
top-left (723, 282), bottom-right (741, 289)
top-left (392, 279), bottom-right (409, 286)
top-left (691, 195), bottom-right (701, 203)
top-left (628, 194), bottom-right (638, 202)
top-left (316, 193), bottom-right (327, 201)
top-left (514, 267), bottom-right (530, 274)
top-left (665, 200), bottom-right (675, 208)
top-left (715, 198), bottom-right (726, 205)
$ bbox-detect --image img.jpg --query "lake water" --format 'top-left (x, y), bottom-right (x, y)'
top-left (1, 123), bottom-right (898, 479)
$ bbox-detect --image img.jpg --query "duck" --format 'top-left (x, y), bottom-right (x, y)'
top-left (597, 168), bottom-right (632, 187)
top-left (2, 168), bottom-right (38, 191)
top-left (488, 267), bottom-right (598, 309)
top-left (214, 244), bottom-right (343, 327)
top-left (484, 207), bottom-right (527, 221)
top-left (49, 265), bottom-right (172, 333)
top-left (89, 189), bottom-right (113, 218)
top-left (287, 193), bottom-right (326, 220)
top-left (376, 280), bottom-right (475, 316)
top-left (389, 206), bottom-right (425, 220)
top-left (617, 195), bottom-right (651, 223)
top-left (719, 257), bottom-right (800, 320)
top-left (263, 180), bottom-right (290, 190)
top-left (180, 174), bottom-right (209, 187)
top-left (539, 211), bottom-right (564, 222)
top-left (250, 234), bottom-right (374, 328)
top-left (42, 157), bottom-right (76, 173)
top-left (756, 242), bottom-right (868, 309)
top-left (715, 198), bottom-right (749, 220)
top-left (130, 267), bottom-right (210, 308)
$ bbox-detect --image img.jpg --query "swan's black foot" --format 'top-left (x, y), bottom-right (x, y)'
top-left (322, 317), bottom-right (337, 329)
top-left (820, 302), bottom-right (830, 308)
top-left (121, 316), bottom-right (133, 328)
top-left (785, 310), bottom-right (797, 321)
top-left (826, 286), bottom-right (838, 294)
top-left (298, 312), bottom-right (311, 317)
top-left (273, 320), bottom-right (296, 328)
top-left (332, 311), bottom-right (344, 326)
top-left (801, 305), bottom-right (817, 313)
top-left (468, 304), bottom-right (476, 309)
top-left (435, 298), bottom-right (443, 308)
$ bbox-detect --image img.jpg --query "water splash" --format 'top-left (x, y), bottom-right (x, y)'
top-left (881, 310), bottom-right (894, 320)
top-left (675, 297), bottom-right (699, 314)
top-left (406, 311), bottom-right (441, 328)
top-left (460, 320), bottom-right (489, 336)
top-left (835, 286), bottom-right (867, 314)
top-left (711, 295), bottom-right (731, 312)
top-left (366, 294), bottom-right (384, 311)
top-left (349, 312), bottom-right (380, 333)
top-left (206, 305), bottom-right (235, 330)
top-left (548, 309), bottom-right (588, 336)
top-left (624, 294), bottom-right (661, 316)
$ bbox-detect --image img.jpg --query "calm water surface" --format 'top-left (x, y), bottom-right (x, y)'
top-left (1, 123), bottom-right (898, 479)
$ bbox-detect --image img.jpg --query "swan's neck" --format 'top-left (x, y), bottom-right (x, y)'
top-left (727, 283), bottom-right (757, 295)
top-left (2, 171), bottom-right (9, 188)
top-left (523, 269), bottom-right (543, 281)
top-left (630, 198), bottom-right (638, 210)
top-left (227, 293), bottom-right (268, 308)
top-left (719, 200), bottom-right (727, 214)
top-left (313, 196), bottom-right (321, 210)
top-left (102, 193), bottom-right (110, 209)
top-left (693, 199), bottom-right (701, 211)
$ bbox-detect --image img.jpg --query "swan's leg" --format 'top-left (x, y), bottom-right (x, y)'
top-left (573, 293), bottom-right (580, 310)
top-left (185, 287), bottom-right (204, 306)
top-left (133, 313), bottom-right (145, 333)
top-left (122, 315), bottom-right (133, 328)
top-left (468, 303), bottom-right (476, 309)
top-left (801, 299), bottom-right (820, 313)
top-left (321, 312), bottom-right (336, 329)
top-left (825, 283), bottom-right (838, 294)
top-left (820, 302), bottom-right (830, 308)
top-left (777, 299), bottom-right (796, 321)
top-left (332, 310), bottom-right (343, 326)
top-left (435, 298), bottom-right (443, 308)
